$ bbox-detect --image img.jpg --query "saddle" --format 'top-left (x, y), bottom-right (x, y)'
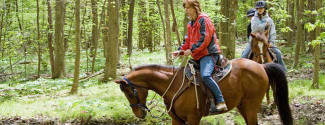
top-left (184, 55), bottom-right (232, 115)
top-left (248, 47), bottom-right (278, 62)
top-left (185, 55), bottom-right (232, 84)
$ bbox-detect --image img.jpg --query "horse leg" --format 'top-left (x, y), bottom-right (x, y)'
top-left (171, 118), bottom-right (183, 125)
top-left (240, 101), bottom-right (259, 125)
top-left (186, 115), bottom-right (201, 125)
top-left (266, 86), bottom-right (270, 105)
top-left (237, 104), bottom-right (248, 123)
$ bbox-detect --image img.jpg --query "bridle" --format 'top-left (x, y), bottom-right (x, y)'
top-left (121, 77), bottom-right (151, 112)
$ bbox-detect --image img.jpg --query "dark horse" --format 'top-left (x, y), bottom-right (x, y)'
top-left (115, 59), bottom-right (293, 125)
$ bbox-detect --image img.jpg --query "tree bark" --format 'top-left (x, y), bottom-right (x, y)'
top-left (47, 0), bottom-right (55, 77)
top-left (169, 0), bottom-right (181, 46)
top-left (156, 0), bottom-right (168, 64)
top-left (219, 0), bottom-right (237, 59)
top-left (53, 0), bottom-right (66, 78)
top-left (36, 0), bottom-right (41, 78)
top-left (163, 0), bottom-right (172, 65)
top-left (103, 0), bottom-right (119, 80)
top-left (286, 0), bottom-right (295, 46)
top-left (138, 0), bottom-right (146, 50)
top-left (127, 0), bottom-right (135, 56)
top-left (90, 0), bottom-right (99, 73)
top-left (294, 0), bottom-right (304, 67)
top-left (312, 0), bottom-right (322, 89)
top-left (71, 0), bottom-right (81, 94)
top-left (307, 0), bottom-right (316, 53)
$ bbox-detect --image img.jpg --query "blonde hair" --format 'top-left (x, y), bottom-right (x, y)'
top-left (183, 0), bottom-right (201, 14)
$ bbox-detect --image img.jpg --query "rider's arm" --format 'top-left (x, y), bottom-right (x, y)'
top-left (268, 19), bottom-right (276, 44)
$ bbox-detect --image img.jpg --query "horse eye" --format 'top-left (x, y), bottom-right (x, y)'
top-left (120, 85), bottom-right (125, 91)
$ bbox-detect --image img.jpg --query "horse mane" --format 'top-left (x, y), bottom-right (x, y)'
top-left (133, 64), bottom-right (178, 72)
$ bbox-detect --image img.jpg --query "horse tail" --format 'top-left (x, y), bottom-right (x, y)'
top-left (264, 63), bottom-right (293, 125)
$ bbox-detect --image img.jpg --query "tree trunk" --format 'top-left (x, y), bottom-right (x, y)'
top-left (37, 0), bottom-right (41, 78)
top-left (219, 0), bottom-right (237, 59)
top-left (294, 0), bottom-right (304, 67)
top-left (147, 0), bottom-right (154, 52)
top-left (90, 0), bottom-right (99, 73)
top-left (286, 0), bottom-right (295, 46)
top-left (169, 0), bottom-right (181, 46)
top-left (156, 0), bottom-right (168, 63)
top-left (0, 8), bottom-right (4, 56)
top-left (163, 0), bottom-right (172, 65)
top-left (307, 0), bottom-right (316, 53)
top-left (71, 0), bottom-right (81, 94)
top-left (103, 0), bottom-right (119, 80)
top-left (53, 0), bottom-right (66, 78)
top-left (138, 0), bottom-right (146, 50)
top-left (312, 0), bottom-right (322, 89)
top-left (121, 0), bottom-right (128, 47)
top-left (47, 0), bottom-right (55, 77)
top-left (127, 0), bottom-right (135, 56)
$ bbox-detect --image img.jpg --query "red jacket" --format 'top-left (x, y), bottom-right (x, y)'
top-left (180, 13), bottom-right (221, 61)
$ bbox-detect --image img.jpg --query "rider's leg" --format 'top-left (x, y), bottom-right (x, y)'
top-left (200, 55), bottom-right (226, 110)
top-left (273, 47), bottom-right (287, 71)
top-left (241, 42), bottom-right (252, 58)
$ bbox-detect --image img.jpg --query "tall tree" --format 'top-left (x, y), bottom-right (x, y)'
top-left (36, 0), bottom-right (41, 78)
top-left (294, 0), bottom-right (304, 67)
top-left (104, 0), bottom-right (119, 80)
top-left (71, 0), bottom-right (81, 94)
top-left (169, 0), bottom-right (181, 46)
top-left (127, 0), bottom-right (135, 57)
top-left (90, 0), bottom-right (99, 73)
top-left (47, 0), bottom-right (55, 77)
top-left (307, 0), bottom-right (316, 52)
top-left (138, 0), bottom-right (147, 50)
top-left (121, 0), bottom-right (128, 46)
top-left (219, 0), bottom-right (237, 59)
top-left (53, 0), bottom-right (66, 78)
top-left (156, 0), bottom-right (168, 64)
top-left (312, 0), bottom-right (322, 89)
top-left (163, 0), bottom-right (172, 65)
top-left (286, 0), bottom-right (295, 46)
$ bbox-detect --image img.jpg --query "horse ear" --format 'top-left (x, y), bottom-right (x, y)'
top-left (250, 33), bottom-right (257, 38)
top-left (115, 80), bottom-right (126, 84)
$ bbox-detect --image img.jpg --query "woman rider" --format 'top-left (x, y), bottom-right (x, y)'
top-left (241, 1), bottom-right (287, 71)
top-left (173, 0), bottom-right (227, 112)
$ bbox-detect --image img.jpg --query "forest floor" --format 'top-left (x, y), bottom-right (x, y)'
top-left (0, 42), bottom-right (324, 125)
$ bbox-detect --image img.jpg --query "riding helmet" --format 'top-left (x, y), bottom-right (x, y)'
top-left (255, 1), bottom-right (267, 9)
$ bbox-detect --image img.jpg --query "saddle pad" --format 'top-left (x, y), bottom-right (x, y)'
top-left (185, 62), bottom-right (232, 85)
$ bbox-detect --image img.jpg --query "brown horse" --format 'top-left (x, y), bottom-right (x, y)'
top-left (250, 26), bottom-right (272, 64)
top-left (250, 26), bottom-right (274, 105)
top-left (115, 59), bottom-right (292, 125)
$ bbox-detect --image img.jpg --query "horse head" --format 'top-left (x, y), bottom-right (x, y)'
top-left (115, 77), bottom-right (149, 119)
top-left (250, 24), bottom-right (271, 63)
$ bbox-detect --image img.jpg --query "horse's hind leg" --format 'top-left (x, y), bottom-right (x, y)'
top-left (238, 100), bottom-right (259, 125)
top-left (266, 86), bottom-right (270, 105)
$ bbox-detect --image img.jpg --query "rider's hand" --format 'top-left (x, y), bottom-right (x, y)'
top-left (172, 50), bottom-right (184, 57)
top-left (184, 49), bottom-right (192, 56)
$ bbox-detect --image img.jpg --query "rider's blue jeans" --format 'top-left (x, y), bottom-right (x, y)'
top-left (241, 42), bottom-right (287, 71)
top-left (199, 55), bottom-right (225, 103)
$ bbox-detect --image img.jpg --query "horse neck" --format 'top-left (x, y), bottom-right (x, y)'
top-left (130, 67), bottom-right (184, 102)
